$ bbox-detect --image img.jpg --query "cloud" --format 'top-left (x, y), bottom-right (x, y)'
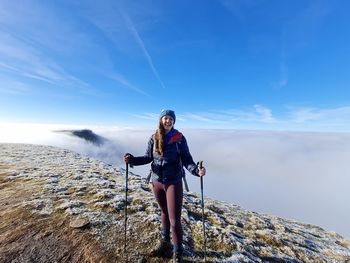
top-left (218, 0), bottom-right (262, 21)
top-left (72, 2), bottom-right (165, 93)
top-left (0, 1), bottom-right (149, 98)
top-left (211, 106), bottom-right (277, 124)
top-left (128, 105), bottom-right (350, 132)
top-left (276, 57), bottom-right (288, 88)
top-left (289, 106), bottom-right (350, 124)
top-left (0, 80), bottom-right (29, 95)
top-left (271, 34), bottom-right (288, 89)
top-left (0, 75), bottom-right (29, 95)
top-left (0, 5), bottom-right (102, 96)
top-left (0, 43), bottom-right (94, 95)
top-left (182, 105), bottom-right (350, 131)
top-left (130, 112), bottom-right (159, 121)
top-left (253, 104), bottom-right (276, 123)
top-left (183, 113), bottom-right (216, 123)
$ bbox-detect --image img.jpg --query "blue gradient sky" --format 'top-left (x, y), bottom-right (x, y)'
top-left (1, 0), bottom-right (350, 131)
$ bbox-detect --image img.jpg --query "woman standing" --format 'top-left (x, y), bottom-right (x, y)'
top-left (124, 109), bottom-right (206, 263)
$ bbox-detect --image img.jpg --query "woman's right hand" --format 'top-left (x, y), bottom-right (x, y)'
top-left (198, 166), bottom-right (206, 177)
top-left (124, 153), bottom-right (134, 164)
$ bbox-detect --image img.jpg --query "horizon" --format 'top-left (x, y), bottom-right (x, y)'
top-left (3, 121), bottom-right (350, 136)
top-left (1, 1), bottom-right (350, 132)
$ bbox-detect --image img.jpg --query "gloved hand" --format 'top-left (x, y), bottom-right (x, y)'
top-left (124, 153), bottom-right (134, 166)
top-left (197, 161), bottom-right (206, 177)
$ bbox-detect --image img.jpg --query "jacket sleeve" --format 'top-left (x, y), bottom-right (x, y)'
top-left (132, 136), bottom-right (153, 166)
top-left (179, 135), bottom-right (199, 177)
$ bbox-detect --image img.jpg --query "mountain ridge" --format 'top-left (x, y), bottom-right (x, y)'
top-left (0, 143), bottom-right (349, 262)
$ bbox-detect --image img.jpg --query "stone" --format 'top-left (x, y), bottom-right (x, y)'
top-left (69, 217), bottom-right (90, 229)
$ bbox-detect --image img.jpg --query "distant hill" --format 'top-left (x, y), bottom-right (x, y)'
top-left (54, 129), bottom-right (107, 146)
top-left (0, 143), bottom-right (349, 262)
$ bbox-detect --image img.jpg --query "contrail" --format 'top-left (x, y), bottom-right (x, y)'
top-left (123, 14), bottom-right (166, 89)
top-left (110, 73), bottom-right (151, 97)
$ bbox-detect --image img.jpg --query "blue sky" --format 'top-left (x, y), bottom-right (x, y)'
top-left (1, 0), bottom-right (350, 131)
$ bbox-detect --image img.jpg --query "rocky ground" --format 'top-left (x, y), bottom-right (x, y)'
top-left (0, 143), bottom-right (349, 263)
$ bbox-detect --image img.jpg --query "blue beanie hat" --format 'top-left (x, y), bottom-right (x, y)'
top-left (159, 109), bottom-right (176, 123)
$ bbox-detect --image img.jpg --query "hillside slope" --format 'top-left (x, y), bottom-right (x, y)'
top-left (0, 143), bottom-right (349, 262)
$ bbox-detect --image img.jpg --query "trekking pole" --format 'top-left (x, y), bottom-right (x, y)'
top-left (198, 161), bottom-right (207, 262)
top-left (124, 162), bottom-right (129, 262)
top-left (183, 176), bottom-right (190, 192)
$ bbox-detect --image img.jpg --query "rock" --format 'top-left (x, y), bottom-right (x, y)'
top-left (69, 217), bottom-right (90, 228)
top-left (54, 129), bottom-right (107, 146)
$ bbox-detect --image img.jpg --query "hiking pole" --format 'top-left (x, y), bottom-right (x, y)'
top-left (124, 162), bottom-right (129, 262)
top-left (183, 176), bottom-right (190, 192)
top-left (198, 161), bottom-right (207, 262)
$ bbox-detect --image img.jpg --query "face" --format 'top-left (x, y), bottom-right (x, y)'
top-left (161, 115), bottom-right (174, 132)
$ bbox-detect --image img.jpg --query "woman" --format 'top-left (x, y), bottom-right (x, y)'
top-left (124, 109), bottom-right (206, 263)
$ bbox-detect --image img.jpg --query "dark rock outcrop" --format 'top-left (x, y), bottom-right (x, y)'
top-left (54, 129), bottom-right (107, 146)
top-left (0, 143), bottom-right (349, 262)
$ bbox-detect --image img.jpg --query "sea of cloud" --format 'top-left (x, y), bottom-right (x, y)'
top-left (1, 123), bottom-right (349, 239)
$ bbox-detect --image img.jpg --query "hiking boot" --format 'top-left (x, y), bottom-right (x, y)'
top-left (150, 238), bottom-right (172, 258)
top-left (172, 251), bottom-right (183, 263)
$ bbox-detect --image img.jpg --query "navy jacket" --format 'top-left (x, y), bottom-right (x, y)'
top-left (132, 129), bottom-right (199, 184)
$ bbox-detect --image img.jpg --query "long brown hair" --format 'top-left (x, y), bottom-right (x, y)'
top-left (154, 120), bottom-right (165, 156)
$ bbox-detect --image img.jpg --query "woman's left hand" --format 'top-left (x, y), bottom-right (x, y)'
top-left (198, 166), bottom-right (206, 177)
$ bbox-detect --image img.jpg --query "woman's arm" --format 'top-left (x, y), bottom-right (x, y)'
top-left (179, 136), bottom-right (199, 176)
top-left (126, 136), bottom-right (153, 166)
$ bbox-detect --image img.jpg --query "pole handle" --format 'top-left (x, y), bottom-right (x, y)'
top-left (198, 160), bottom-right (203, 169)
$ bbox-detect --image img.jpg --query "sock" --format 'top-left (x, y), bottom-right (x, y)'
top-left (162, 229), bottom-right (170, 241)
